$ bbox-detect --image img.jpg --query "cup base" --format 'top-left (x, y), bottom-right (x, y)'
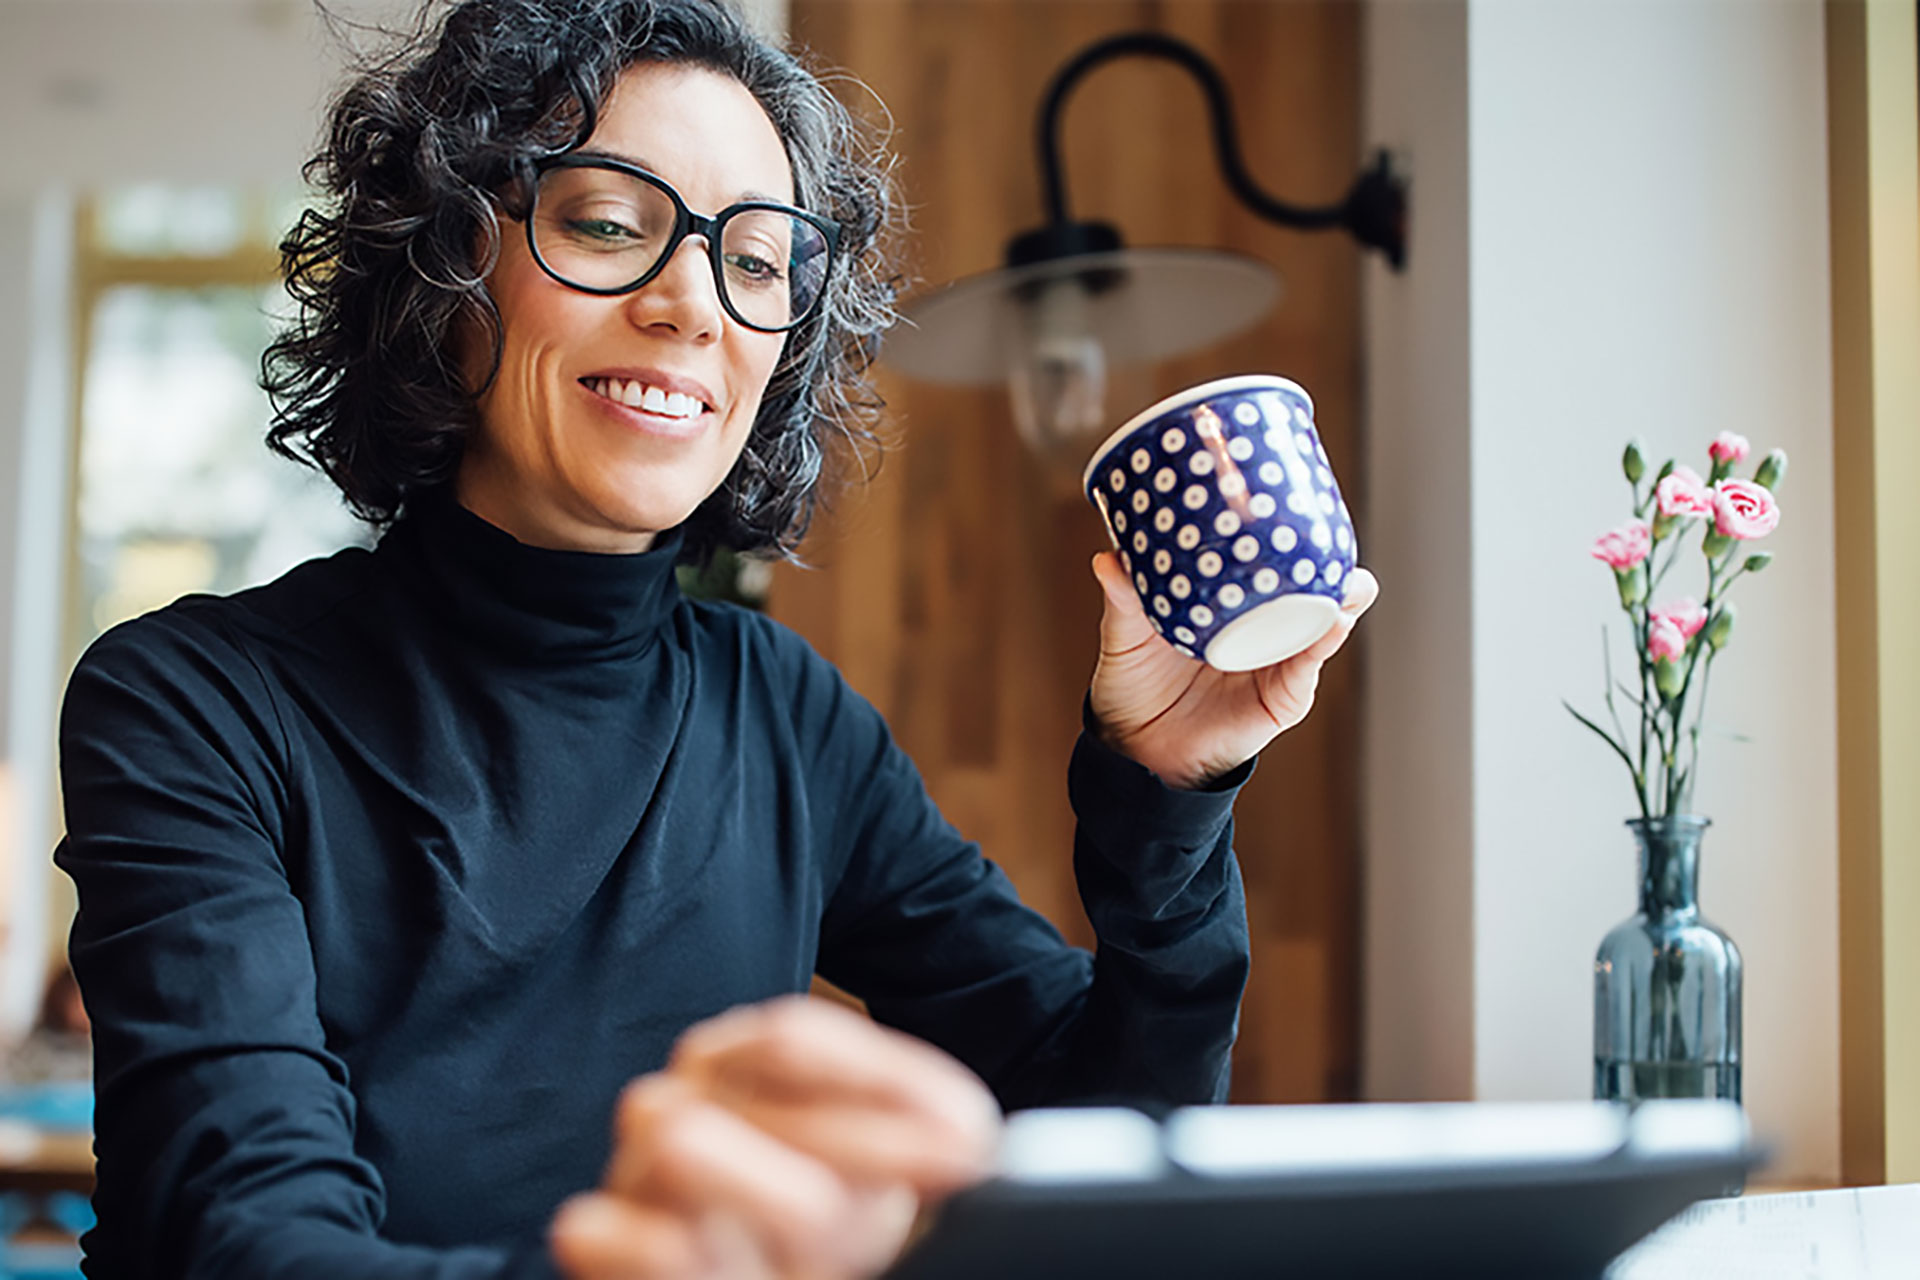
top-left (1203, 595), bottom-right (1341, 672)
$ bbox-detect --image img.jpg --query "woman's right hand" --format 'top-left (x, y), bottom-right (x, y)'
top-left (549, 996), bottom-right (1001, 1280)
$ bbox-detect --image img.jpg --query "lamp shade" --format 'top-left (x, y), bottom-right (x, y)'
top-left (882, 246), bottom-right (1280, 385)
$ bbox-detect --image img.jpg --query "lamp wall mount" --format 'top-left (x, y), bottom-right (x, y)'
top-left (1019, 30), bottom-right (1408, 271)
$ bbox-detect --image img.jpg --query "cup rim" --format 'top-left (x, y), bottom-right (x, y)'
top-left (1081, 374), bottom-right (1315, 495)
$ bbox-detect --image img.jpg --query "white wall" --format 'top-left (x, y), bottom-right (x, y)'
top-left (0, 193), bottom-right (74, 1034)
top-left (1366, 0), bottom-right (1840, 1183)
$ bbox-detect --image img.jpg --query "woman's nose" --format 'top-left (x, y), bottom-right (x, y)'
top-left (625, 236), bottom-right (724, 339)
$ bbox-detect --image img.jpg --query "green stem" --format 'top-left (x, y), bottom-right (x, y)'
top-left (1684, 652), bottom-right (1718, 813)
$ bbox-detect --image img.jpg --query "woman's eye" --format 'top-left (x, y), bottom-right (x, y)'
top-left (724, 252), bottom-right (786, 285)
top-left (566, 217), bottom-right (643, 243)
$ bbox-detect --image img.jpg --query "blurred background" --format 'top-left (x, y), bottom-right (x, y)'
top-left (0, 5), bottom-right (1912, 1258)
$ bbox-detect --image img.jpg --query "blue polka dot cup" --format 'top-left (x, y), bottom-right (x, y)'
top-left (1082, 375), bottom-right (1358, 671)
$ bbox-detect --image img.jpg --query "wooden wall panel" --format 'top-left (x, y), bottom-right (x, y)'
top-left (779, 0), bottom-right (1366, 1103)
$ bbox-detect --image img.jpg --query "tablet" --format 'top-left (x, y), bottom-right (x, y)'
top-left (886, 1100), bottom-right (1757, 1280)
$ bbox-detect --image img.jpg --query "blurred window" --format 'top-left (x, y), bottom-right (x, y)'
top-left (70, 188), bottom-right (369, 656)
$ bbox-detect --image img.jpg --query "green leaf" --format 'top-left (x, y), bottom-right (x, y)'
top-left (1565, 701), bottom-right (1639, 774)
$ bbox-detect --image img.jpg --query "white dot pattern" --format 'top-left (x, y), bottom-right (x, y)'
top-left (1085, 386), bottom-right (1355, 651)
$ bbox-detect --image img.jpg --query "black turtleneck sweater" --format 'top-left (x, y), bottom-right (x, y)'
top-left (55, 493), bottom-right (1251, 1280)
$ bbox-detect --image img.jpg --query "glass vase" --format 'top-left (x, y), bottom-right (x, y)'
top-left (1593, 815), bottom-right (1743, 1103)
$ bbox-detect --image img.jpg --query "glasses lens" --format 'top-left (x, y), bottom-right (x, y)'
top-left (531, 166), bottom-right (678, 292)
top-left (721, 208), bottom-right (831, 330)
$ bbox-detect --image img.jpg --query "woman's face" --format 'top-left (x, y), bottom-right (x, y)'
top-left (460, 61), bottom-right (795, 552)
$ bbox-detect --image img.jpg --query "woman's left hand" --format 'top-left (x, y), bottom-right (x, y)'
top-left (1087, 552), bottom-right (1380, 790)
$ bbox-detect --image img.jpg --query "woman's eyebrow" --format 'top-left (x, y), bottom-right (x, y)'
top-left (572, 149), bottom-right (792, 207)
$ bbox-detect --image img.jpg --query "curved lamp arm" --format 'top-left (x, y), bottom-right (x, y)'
top-left (1034, 31), bottom-right (1407, 270)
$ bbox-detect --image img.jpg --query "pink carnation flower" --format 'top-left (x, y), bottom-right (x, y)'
top-left (1713, 479), bottom-right (1780, 540)
top-left (1647, 617), bottom-right (1688, 663)
top-left (1710, 432), bottom-right (1751, 465)
top-left (1591, 520), bottom-right (1651, 570)
top-left (1650, 597), bottom-right (1708, 640)
top-left (1655, 466), bottom-right (1714, 520)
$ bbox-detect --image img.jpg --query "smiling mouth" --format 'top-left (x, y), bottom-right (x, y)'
top-left (583, 377), bottom-right (712, 421)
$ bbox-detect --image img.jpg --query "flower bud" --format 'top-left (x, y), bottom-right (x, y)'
top-left (1616, 566), bottom-right (1647, 608)
top-left (1744, 551), bottom-right (1773, 573)
top-left (1623, 438), bottom-right (1647, 485)
top-left (1655, 657), bottom-right (1684, 701)
top-left (1754, 448), bottom-right (1788, 492)
top-left (1705, 604), bottom-right (1737, 651)
top-left (1653, 458), bottom-right (1676, 488)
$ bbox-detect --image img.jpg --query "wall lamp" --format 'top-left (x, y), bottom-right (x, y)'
top-left (882, 31), bottom-right (1408, 474)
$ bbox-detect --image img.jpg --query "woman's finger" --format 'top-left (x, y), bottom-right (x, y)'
top-left (606, 1076), bottom-right (854, 1272)
top-left (1282, 566), bottom-right (1381, 670)
top-left (720, 1095), bottom-right (994, 1193)
top-left (550, 1192), bottom-right (711, 1280)
top-left (1091, 552), bottom-right (1159, 659)
top-left (671, 998), bottom-right (1000, 1165)
top-left (1341, 566), bottom-right (1381, 616)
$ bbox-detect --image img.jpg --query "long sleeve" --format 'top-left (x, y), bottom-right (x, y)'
top-left (56, 615), bottom-right (559, 1280)
top-left (805, 641), bottom-right (1251, 1112)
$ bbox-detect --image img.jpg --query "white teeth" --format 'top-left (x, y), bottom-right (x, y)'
top-left (591, 378), bottom-right (704, 418)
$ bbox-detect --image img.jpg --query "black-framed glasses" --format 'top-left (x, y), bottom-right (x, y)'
top-left (525, 155), bottom-right (839, 334)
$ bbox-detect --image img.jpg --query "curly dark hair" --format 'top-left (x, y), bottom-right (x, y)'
top-left (263, 0), bottom-right (898, 562)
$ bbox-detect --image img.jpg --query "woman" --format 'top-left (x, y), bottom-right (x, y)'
top-left (54, 2), bottom-right (1377, 1277)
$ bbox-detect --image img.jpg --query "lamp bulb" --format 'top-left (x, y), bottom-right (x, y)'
top-left (1007, 280), bottom-right (1109, 471)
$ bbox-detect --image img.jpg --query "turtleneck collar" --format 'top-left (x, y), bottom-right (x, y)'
top-left (379, 488), bottom-right (686, 664)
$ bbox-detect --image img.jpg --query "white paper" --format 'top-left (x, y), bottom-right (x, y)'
top-left (1608, 1184), bottom-right (1920, 1280)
